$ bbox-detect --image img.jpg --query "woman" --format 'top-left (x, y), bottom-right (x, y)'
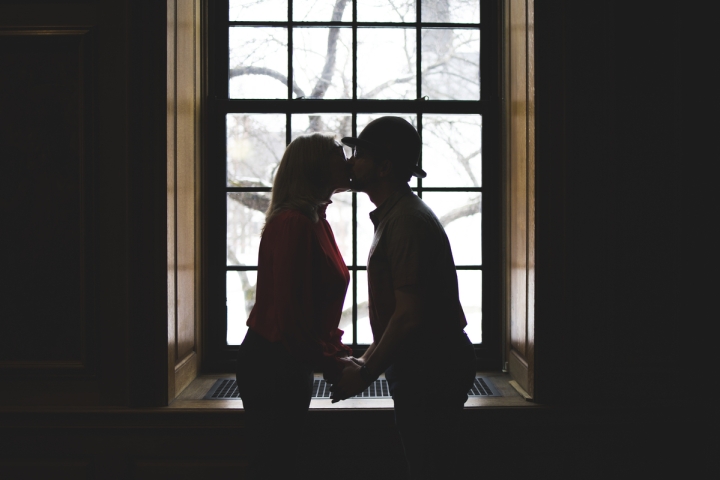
top-left (236, 133), bottom-right (354, 479)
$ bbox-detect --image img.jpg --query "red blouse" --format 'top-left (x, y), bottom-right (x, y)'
top-left (246, 206), bottom-right (352, 382)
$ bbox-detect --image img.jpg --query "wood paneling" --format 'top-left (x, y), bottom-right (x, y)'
top-left (0, 29), bottom-right (94, 376)
top-left (0, 0), bottom-right (197, 408)
top-left (166, 0), bottom-right (178, 406)
top-left (167, 0), bottom-right (201, 401)
top-left (0, 0), bottom-right (182, 407)
top-left (175, 0), bottom-right (199, 363)
top-left (505, 0), bottom-right (535, 398)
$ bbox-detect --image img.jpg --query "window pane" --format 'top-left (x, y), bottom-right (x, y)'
top-left (227, 194), bottom-right (266, 266)
top-left (356, 270), bottom-right (373, 344)
top-left (421, 0), bottom-right (480, 23)
top-left (421, 192), bottom-right (481, 266)
top-left (291, 113), bottom-right (351, 139)
top-left (422, 114), bottom-right (482, 187)
top-left (230, 0), bottom-right (287, 21)
top-left (226, 270), bottom-right (257, 345)
top-left (357, 29), bottom-right (416, 99)
top-left (338, 273), bottom-right (354, 343)
top-left (358, 0), bottom-right (415, 22)
top-left (457, 270), bottom-right (482, 344)
top-left (356, 192), bottom-right (375, 266)
top-left (293, 28), bottom-right (352, 99)
top-left (324, 191), bottom-right (353, 264)
top-left (294, 0), bottom-right (352, 21)
top-left (229, 27), bottom-right (288, 99)
top-left (227, 114), bottom-right (285, 187)
top-left (356, 114), bottom-right (418, 189)
top-left (421, 28), bottom-right (480, 100)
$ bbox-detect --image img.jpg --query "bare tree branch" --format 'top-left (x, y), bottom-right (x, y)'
top-left (362, 24), bottom-right (478, 99)
top-left (338, 115), bottom-right (351, 137)
top-left (454, 148), bottom-right (481, 186)
top-left (364, 62), bottom-right (445, 98)
top-left (439, 197), bottom-right (481, 227)
top-left (227, 180), bottom-right (271, 213)
top-left (229, 66), bottom-right (306, 98)
top-left (230, 0), bottom-right (349, 104)
top-left (307, 115), bottom-right (324, 132)
top-left (427, 127), bottom-right (481, 187)
top-left (227, 179), bottom-right (270, 188)
top-left (228, 179), bottom-right (272, 188)
top-left (229, 192), bottom-right (270, 213)
top-left (309, 0), bottom-right (349, 99)
top-left (364, 73), bottom-right (415, 99)
top-left (239, 118), bottom-right (284, 168)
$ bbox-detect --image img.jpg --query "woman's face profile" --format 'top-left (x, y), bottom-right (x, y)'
top-left (327, 144), bottom-right (352, 193)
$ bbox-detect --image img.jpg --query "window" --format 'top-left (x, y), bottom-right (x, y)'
top-left (204, 0), bottom-right (501, 371)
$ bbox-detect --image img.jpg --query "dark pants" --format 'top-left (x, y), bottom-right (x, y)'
top-left (236, 329), bottom-right (314, 480)
top-left (385, 331), bottom-right (476, 480)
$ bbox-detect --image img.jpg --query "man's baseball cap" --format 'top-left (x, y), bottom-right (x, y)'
top-left (341, 116), bottom-right (426, 178)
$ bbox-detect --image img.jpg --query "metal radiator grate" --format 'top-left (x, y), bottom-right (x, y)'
top-left (312, 378), bottom-right (390, 398)
top-left (468, 376), bottom-right (501, 396)
top-left (204, 376), bottom-right (501, 399)
top-left (205, 379), bottom-right (240, 399)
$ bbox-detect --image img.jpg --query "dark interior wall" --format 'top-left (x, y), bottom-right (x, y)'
top-left (601, 3), bottom-right (681, 397)
top-left (534, 2), bottom-right (683, 405)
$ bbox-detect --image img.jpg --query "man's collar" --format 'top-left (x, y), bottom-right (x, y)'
top-left (369, 184), bottom-right (412, 227)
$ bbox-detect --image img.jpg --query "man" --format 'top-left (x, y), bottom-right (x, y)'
top-left (331, 116), bottom-right (476, 479)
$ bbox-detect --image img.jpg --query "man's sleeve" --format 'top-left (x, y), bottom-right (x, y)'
top-left (384, 214), bottom-right (431, 289)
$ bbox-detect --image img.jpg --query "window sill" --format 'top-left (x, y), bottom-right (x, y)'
top-left (167, 371), bottom-right (537, 409)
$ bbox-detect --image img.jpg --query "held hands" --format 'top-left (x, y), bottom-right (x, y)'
top-left (323, 356), bottom-right (356, 384)
top-left (349, 356), bottom-right (365, 366)
top-left (330, 357), bottom-right (369, 403)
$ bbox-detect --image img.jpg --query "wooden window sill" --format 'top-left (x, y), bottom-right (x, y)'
top-left (168, 371), bottom-right (538, 409)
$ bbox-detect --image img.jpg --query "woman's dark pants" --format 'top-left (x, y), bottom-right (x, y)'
top-left (236, 329), bottom-right (314, 479)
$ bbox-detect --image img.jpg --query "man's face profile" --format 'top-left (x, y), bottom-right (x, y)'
top-left (349, 147), bottom-right (381, 192)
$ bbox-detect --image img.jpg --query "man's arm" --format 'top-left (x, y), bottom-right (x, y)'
top-left (331, 286), bottom-right (422, 401)
top-left (355, 342), bottom-right (376, 364)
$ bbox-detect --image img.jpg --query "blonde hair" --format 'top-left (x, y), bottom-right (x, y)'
top-left (264, 132), bottom-right (338, 230)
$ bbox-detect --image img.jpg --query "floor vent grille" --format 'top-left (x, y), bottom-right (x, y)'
top-left (205, 379), bottom-right (240, 399)
top-left (469, 376), bottom-right (501, 396)
top-left (313, 378), bottom-right (390, 398)
top-left (204, 376), bottom-right (501, 400)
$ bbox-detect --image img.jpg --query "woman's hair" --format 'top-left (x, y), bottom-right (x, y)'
top-left (263, 132), bottom-right (338, 230)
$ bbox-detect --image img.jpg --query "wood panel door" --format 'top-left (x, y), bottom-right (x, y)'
top-left (167, 0), bottom-right (202, 402)
top-left (0, 1), bottom-right (135, 407)
top-left (505, 0), bottom-right (535, 399)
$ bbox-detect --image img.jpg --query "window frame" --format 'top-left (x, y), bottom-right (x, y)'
top-left (202, 0), bottom-right (503, 372)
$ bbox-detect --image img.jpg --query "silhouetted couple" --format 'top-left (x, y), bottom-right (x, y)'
top-left (236, 117), bottom-right (476, 479)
